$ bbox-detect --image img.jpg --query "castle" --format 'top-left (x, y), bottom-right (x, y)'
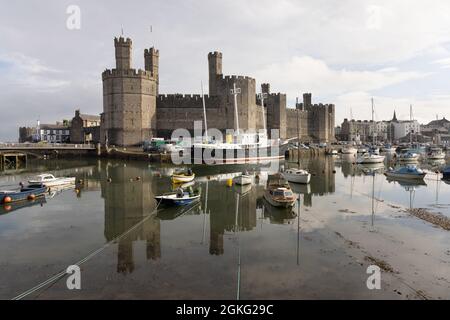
top-left (100, 36), bottom-right (335, 146)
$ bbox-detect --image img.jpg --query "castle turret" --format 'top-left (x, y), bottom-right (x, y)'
top-left (114, 37), bottom-right (132, 70)
top-left (208, 51), bottom-right (222, 96)
top-left (303, 93), bottom-right (312, 107)
top-left (145, 47), bottom-right (159, 95)
top-left (261, 83), bottom-right (270, 94)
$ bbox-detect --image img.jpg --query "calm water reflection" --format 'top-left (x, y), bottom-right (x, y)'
top-left (0, 155), bottom-right (449, 299)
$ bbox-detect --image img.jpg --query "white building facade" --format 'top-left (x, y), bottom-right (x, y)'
top-left (392, 120), bottom-right (420, 140)
top-left (39, 124), bottom-right (70, 143)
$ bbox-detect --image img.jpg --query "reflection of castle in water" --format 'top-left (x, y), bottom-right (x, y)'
top-left (208, 184), bottom-right (257, 255)
top-left (101, 161), bottom-right (163, 274)
top-left (287, 156), bottom-right (336, 207)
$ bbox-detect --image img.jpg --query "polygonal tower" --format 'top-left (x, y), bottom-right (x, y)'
top-left (208, 51), bottom-right (223, 96)
top-left (145, 47), bottom-right (159, 95)
top-left (101, 36), bottom-right (158, 146)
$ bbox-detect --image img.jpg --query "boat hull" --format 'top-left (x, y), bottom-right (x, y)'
top-left (28, 177), bottom-right (76, 187)
top-left (384, 172), bottom-right (426, 180)
top-left (188, 143), bottom-right (288, 165)
top-left (171, 174), bottom-right (195, 183)
top-left (1, 186), bottom-right (47, 204)
top-left (282, 172), bottom-right (311, 184)
top-left (155, 194), bottom-right (200, 206)
top-left (233, 175), bottom-right (252, 185)
top-left (263, 192), bottom-right (296, 208)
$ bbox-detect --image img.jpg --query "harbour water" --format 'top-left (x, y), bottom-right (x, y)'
top-left (0, 155), bottom-right (449, 299)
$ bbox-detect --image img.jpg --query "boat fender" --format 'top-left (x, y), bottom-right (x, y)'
top-left (2, 196), bottom-right (12, 204)
top-left (28, 194), bottom-right (36, 201)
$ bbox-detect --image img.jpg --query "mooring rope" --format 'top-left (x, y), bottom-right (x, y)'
top-left (11, 198), bottom-right (164, 300)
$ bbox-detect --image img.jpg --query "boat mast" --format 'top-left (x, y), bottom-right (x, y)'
top-left (410, 104), bottom-right (412, 145)
top-left (231, 83), bottom-right (241, 136)
top-left (296, 105), bottom-right (300, 167)
top-left (371, 98), bottom-right (375, 145)
top-left (201, 81), bottom-right (208, 141)
top-left (258, 91), bottom-right (267, 131)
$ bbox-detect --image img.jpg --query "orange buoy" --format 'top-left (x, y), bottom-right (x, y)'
top-left (28, 194), bottom-right (36, 201)
top-left (3, 196), bottom-right (12, 204)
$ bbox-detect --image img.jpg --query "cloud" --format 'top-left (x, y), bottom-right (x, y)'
top-left (0, 52), bottom-right (70, 91)
top-left (433, 57), bottom-right (450, 69)
top-left (255, 55), bottom-right (424, 99)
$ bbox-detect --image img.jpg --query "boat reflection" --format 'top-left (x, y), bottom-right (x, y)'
top-left (0, 196), bottom-right (46, 215)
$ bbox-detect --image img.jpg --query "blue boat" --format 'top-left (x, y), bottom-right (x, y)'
top-left (443, 166), bottom-right (450, 180)
top-left (384, 166), bottom-right (426, 180)
top-left (155, 188), bottom-right (201, 206)
top-left (0, 197), bottom-right (46, 215)
top-left (0, 183), bottom-right (47, 204)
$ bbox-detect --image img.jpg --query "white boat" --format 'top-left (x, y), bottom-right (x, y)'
top-left (397, 151), bottom-right (420, 162)
top-left (171, 172), bottom-right (195, 183)
top-left (356, 153), bottom-right (385, 164)
top-left (233, 173), bottom-right (252, 185)
top-left (28, 174), bottom-right (76, 187)
top-left (282, 168), bottom-right (311, 184)
top-left (357, 148), bottom-right (368, 154)
top-left (427, 148), bottom-right (445, 160)
top-left (342, 146), bottom-right (357, 154)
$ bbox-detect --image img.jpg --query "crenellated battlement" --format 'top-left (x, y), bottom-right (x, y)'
top-left (208, 51), bottom-right (222, 58)
top-left (102, 68), bottom-right (155, 80)
top-left (114, 36), bottom-right (132, 46)
top-left (157, 93), bottom-right (220, 109)
top-left (223, 75), bottom-right (255, 82)
top-left (144, 47), bottom-right (159, 56)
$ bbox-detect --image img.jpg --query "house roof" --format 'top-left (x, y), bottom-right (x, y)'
top-left (426, 117), bottom-right (450, 127)
top-left (80, 114), bottom-right (101, 121)
top-left (40, 124), bottom-right (68, 130)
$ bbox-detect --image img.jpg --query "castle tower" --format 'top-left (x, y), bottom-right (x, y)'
top-left (101, 36), bottom-right (158, 146)
top-left (208, 51), bottom-right (222, 96)
top-left (261, 83), bottom-right (270, 94)
top-left (114, 37), bottom-right (132, 70)
top-left (145, 47), bottom-right (159, 95)
top-left (303, 93), bottom-right (312, 108)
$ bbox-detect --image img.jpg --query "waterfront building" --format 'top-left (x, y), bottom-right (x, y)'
top-left (38, 123), bottom-right (70, 143)
top-left (70, 110), bottom-right (101, 144)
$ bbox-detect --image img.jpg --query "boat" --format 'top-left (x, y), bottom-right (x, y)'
top-left (427, 147), bottom-right (445, 160)
top-left (369, 146), bottom-right (380, 155)
top-left (0, 183), bottom-right (47, 204)
top-left (0, 197), bottom-right (46, 215)
top-left (443, 166), bottom-right (450, 180)
top-left (357, 147), bottom-right (368, 154)
top-left (356, 153), bottom-right (385, 164)
top-left (155, 187), bottom-right (201, 206)
top-left (341, 146), bottom-right (357, 154)
top-left (28, 173), bottom-right (76, 187)
top-left (326, 149), bottom-right (338, 156)
top-left (381, 144), bottom-right (396, 153)
top-left (384, 166), bottom-right (426, 180)
top-left (282, 168), bottom-right (311, 184)
top-left (233, 172), bottom-right (252, 185)
top-left (397, 150), bottom-right (420, 162)
top-left (263, 173), bottom-right (297, 207)
top-left (171, 169), bottom-right (195, 183)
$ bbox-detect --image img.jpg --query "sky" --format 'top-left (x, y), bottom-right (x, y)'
top-left (1, 0), bottom-right (450, 141)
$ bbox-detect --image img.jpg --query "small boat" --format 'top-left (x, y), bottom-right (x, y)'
top-left (233, 172), bottom-right (252, 185)
top-left (427, 147), bottom-right (445, 160)
top-left (171, 169), bottom-right (195, 183)
top-left (264, 173), bottom-right (297, 208)
top-left (356, 153), bottom-right (385, 164)
top-left (28, 174), bottom-right (76, 187)
top-left (341, 146), bottom-right (357, 154)
top-left (384, 166), bottom-right (426, 180)
top-left (357, 147), bottom-right (368, 154)
top-left (369, 146), bottom-right (380, 155)
top-left (0, 183), bottom-right (47, 204)
top-left (326, 149), bottom-right (338, 156)
top-left (381, 144), bottom-right (396, 153)
top-left (282, 168), bottom-right (311, 184)
top-left (397, 151), bottom-right (420, 162)
top-left (155, 187), bottom-right (201, 206)
top-left (443, 166), bottom-right (450, 180)
top-left (1, 197), bottom-right (46, 215)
